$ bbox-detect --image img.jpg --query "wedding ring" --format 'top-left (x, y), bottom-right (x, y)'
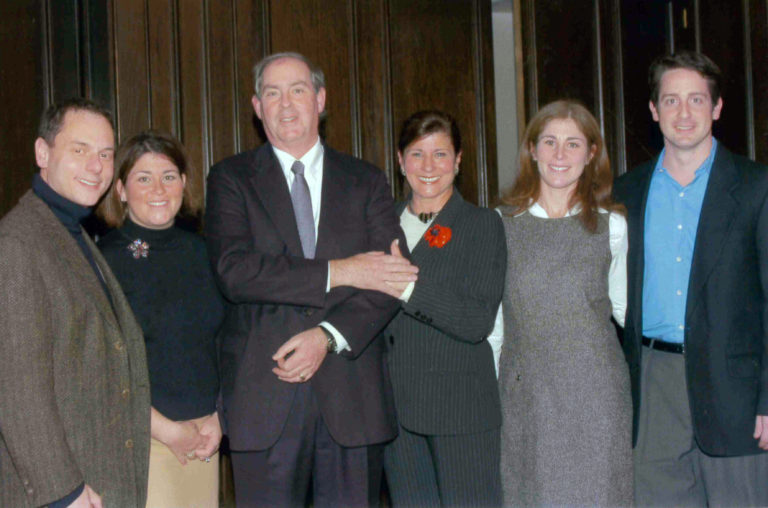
top-left (186, 452), bottom-right (195, 459)
top-left (299, 374), bottom-right (306, 381)
top-left (205, 457), bottom-right (211, 463)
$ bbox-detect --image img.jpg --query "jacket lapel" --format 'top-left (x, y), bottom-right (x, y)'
top-left (27, 194), bottom-right (119, 331)
top-left (685, 146), bottom-right (740, 321)
top-left (408, 189), bottom-right (464, 264)
top-left (315, 147), bottom-right (356, 260)
top-left (250, 145), bottom-right (305, 258)
top-left (628, 159), bottom-right (656, 341)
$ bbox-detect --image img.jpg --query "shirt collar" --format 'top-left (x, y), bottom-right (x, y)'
top-left (272, 139), bottom-right (324, 183)
top-left (526, 202), bottom-right (581, 218)
top-left (654, 138), bottom-right (718, 181)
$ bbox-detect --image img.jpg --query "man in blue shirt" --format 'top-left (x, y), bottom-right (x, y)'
top-left (614, 51), bottom-right (768, 506)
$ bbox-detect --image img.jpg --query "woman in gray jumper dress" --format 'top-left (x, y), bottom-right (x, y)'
top-left (498, 100), bottom-right (632, 506)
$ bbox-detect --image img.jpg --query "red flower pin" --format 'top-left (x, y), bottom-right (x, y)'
top-left (424, 224), bottom-right (452, 248)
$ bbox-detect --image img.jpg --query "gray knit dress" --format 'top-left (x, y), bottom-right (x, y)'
top-left (499, 210), bottom-right (632, 507)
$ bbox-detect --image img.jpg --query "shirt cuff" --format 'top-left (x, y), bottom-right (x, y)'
top-left (399, 281), bottom-right (416, 302)
top-left (319, 321), bottom-right (350, 353)
top-left (48, 482), bottom-right (85, 508)
top-left (326, 262), bottom-right (331, 292)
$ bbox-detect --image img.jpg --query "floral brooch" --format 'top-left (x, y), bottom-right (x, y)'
top-left (128, 239), bottom-right (150, 259)
top-left (424, 224), bottom-right (452, 248)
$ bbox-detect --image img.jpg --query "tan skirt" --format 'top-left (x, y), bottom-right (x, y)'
top-left (146, 438), bottom-right (219, 508)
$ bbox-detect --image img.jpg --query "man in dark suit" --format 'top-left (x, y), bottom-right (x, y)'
top-left (205, 52), bottom-right (416, 507)
top-left (614, 51), bottom-right (768, 506)
top-left (0, 99), bottom-right (150, 507)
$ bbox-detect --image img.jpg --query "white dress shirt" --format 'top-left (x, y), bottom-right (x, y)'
top-left (272, 141), bottom-right (350, 352)
top-left (488, 204), bottom-right (628, 375)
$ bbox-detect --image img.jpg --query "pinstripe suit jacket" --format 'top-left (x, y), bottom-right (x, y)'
top-left (0, 191), bottom-right (151, 507)
top-left (385, 190), bottom-right (506, 435)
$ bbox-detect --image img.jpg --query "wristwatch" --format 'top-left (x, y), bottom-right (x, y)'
top-left (319, 325), bottom-right (337, 353)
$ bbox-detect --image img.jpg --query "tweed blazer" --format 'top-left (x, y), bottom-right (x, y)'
top-left (0, 191), bottom-right (151, 506)
top-left (614, 145), bottom-right (768, 456)
top-left (385, 191), bottom-right (506, 435)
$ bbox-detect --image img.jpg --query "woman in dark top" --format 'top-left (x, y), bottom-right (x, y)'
top-left (98, 131), bottom-right (224, 507)
top-left (383, 111), bottom-right (506, 506)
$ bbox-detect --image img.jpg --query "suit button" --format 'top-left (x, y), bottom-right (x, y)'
top-left (303, 308), bottom-right (314, 316)
top-left (121, 388), bottom-right (130, 399)
top-left (516, 374), bottom-right (521, 381)
top-left (125, 439), bottom-right (134, 449)
top-left (22, 479), bottom-right (29, 486)
top-left (114, 342), bottom-right (124, 351)
top-left (26, 488), bottom-right (34, 495)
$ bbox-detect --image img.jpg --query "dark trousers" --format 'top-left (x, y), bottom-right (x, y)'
top-left (384, 423), bottom-right (501, 507)
top-left (230, 383), bottom-right (384, 508)
top-left (634, 345), bottom-right (768, 507)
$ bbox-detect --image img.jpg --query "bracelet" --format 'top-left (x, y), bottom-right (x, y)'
top-left (319, 325), bottom-right (337, 353)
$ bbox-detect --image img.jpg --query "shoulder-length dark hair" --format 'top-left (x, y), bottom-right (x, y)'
top-left (98, 130), bottom-right (201, 227)
top-left (502, 100), bottom-right (622, 232)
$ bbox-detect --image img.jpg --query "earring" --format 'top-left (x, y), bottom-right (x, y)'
top-left (400, 167), bottom-right (406, 176)
top-left (454, 165), bottom-right (459, 176)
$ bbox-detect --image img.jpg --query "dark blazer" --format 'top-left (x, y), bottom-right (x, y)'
top-left (0, 191), bottom-right (150, 507)
top-left (614, 144), bottom-right (768, 456)
top-left (205, 143), bottom-right (405, 451)
top-left (385, 191), bottom-right (505, 435)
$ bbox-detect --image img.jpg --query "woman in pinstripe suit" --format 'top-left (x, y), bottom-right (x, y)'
top-left (383, 110), bottom-right (507, 507)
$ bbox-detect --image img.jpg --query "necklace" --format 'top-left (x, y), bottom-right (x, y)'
top-left (407, 202), bottom-right (439, 224)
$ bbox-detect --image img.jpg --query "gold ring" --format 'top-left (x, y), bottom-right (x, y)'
top-left (299, 374), bottom-right (306, 381)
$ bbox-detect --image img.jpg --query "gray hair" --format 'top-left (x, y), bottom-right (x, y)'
top-left (253, 52), bottom-right (326, 98)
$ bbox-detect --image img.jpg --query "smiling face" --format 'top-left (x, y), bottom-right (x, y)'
top-left (399, 131), bottom-right (460, 213)
top-left (252, 57), bottom-right (326, 159)
top-left (117, 152), bottom-right (186, 230)
top-left (531, 117), bottom-right (595, 197)
top-left (649, 67), bottom-right (722, 157)
top-left (35, 109), bottom-right (115, 207)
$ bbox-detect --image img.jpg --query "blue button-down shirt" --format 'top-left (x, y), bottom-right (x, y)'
top-left (642, 139), bottom-right (718, 343)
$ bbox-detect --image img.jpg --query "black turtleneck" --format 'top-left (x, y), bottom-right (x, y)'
top-left (32, 173), bottom-right (111, 301)
top-left (98, 218), bottom-right (224, 420)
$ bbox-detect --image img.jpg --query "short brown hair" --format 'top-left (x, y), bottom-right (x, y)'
top-left (98, 130), bottom-right (201, 227)
top-left (502, 100), bottom-right (622, 232)
top-left (38, 98), bottom-right (114, 145)
top-left (649, 51), bottom-right (722, 106)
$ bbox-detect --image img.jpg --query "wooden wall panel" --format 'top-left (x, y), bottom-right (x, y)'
top-left (207, 1), bottom-right (238, 164)
top-left (177, 1), bottom-right (207, 203)
top-left (521, 0), bottom-right (597, 118)
top-left (1, 0), bottom-right (498, 220)
top-left (0, 2), bottom-right (45, 214)
top-left (356, 0), bottom-right (393, 179)
top-left (147, 0), bottom-right (177, 133)
top-left (389, 0), bottom-right (486, 204)
top-left (269, 0), bottom-right (354, 155)
top-left (233, 0), bottom-right (267, 153)
top-left (113, 0), bottom-right (149, 140)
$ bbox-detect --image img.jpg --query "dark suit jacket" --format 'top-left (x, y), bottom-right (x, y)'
top-left (614, 144), bottom-right (768, 456)
top-left (205, 143), bottom-right (404, 451)
top-left (0, 191), bottom-right (150, 507)
top-left (385, 191), bottom-right (505, 435)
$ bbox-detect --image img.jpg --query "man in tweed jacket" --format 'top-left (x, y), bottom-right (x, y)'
top-left (0, 99), bottom-right (150, 507)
